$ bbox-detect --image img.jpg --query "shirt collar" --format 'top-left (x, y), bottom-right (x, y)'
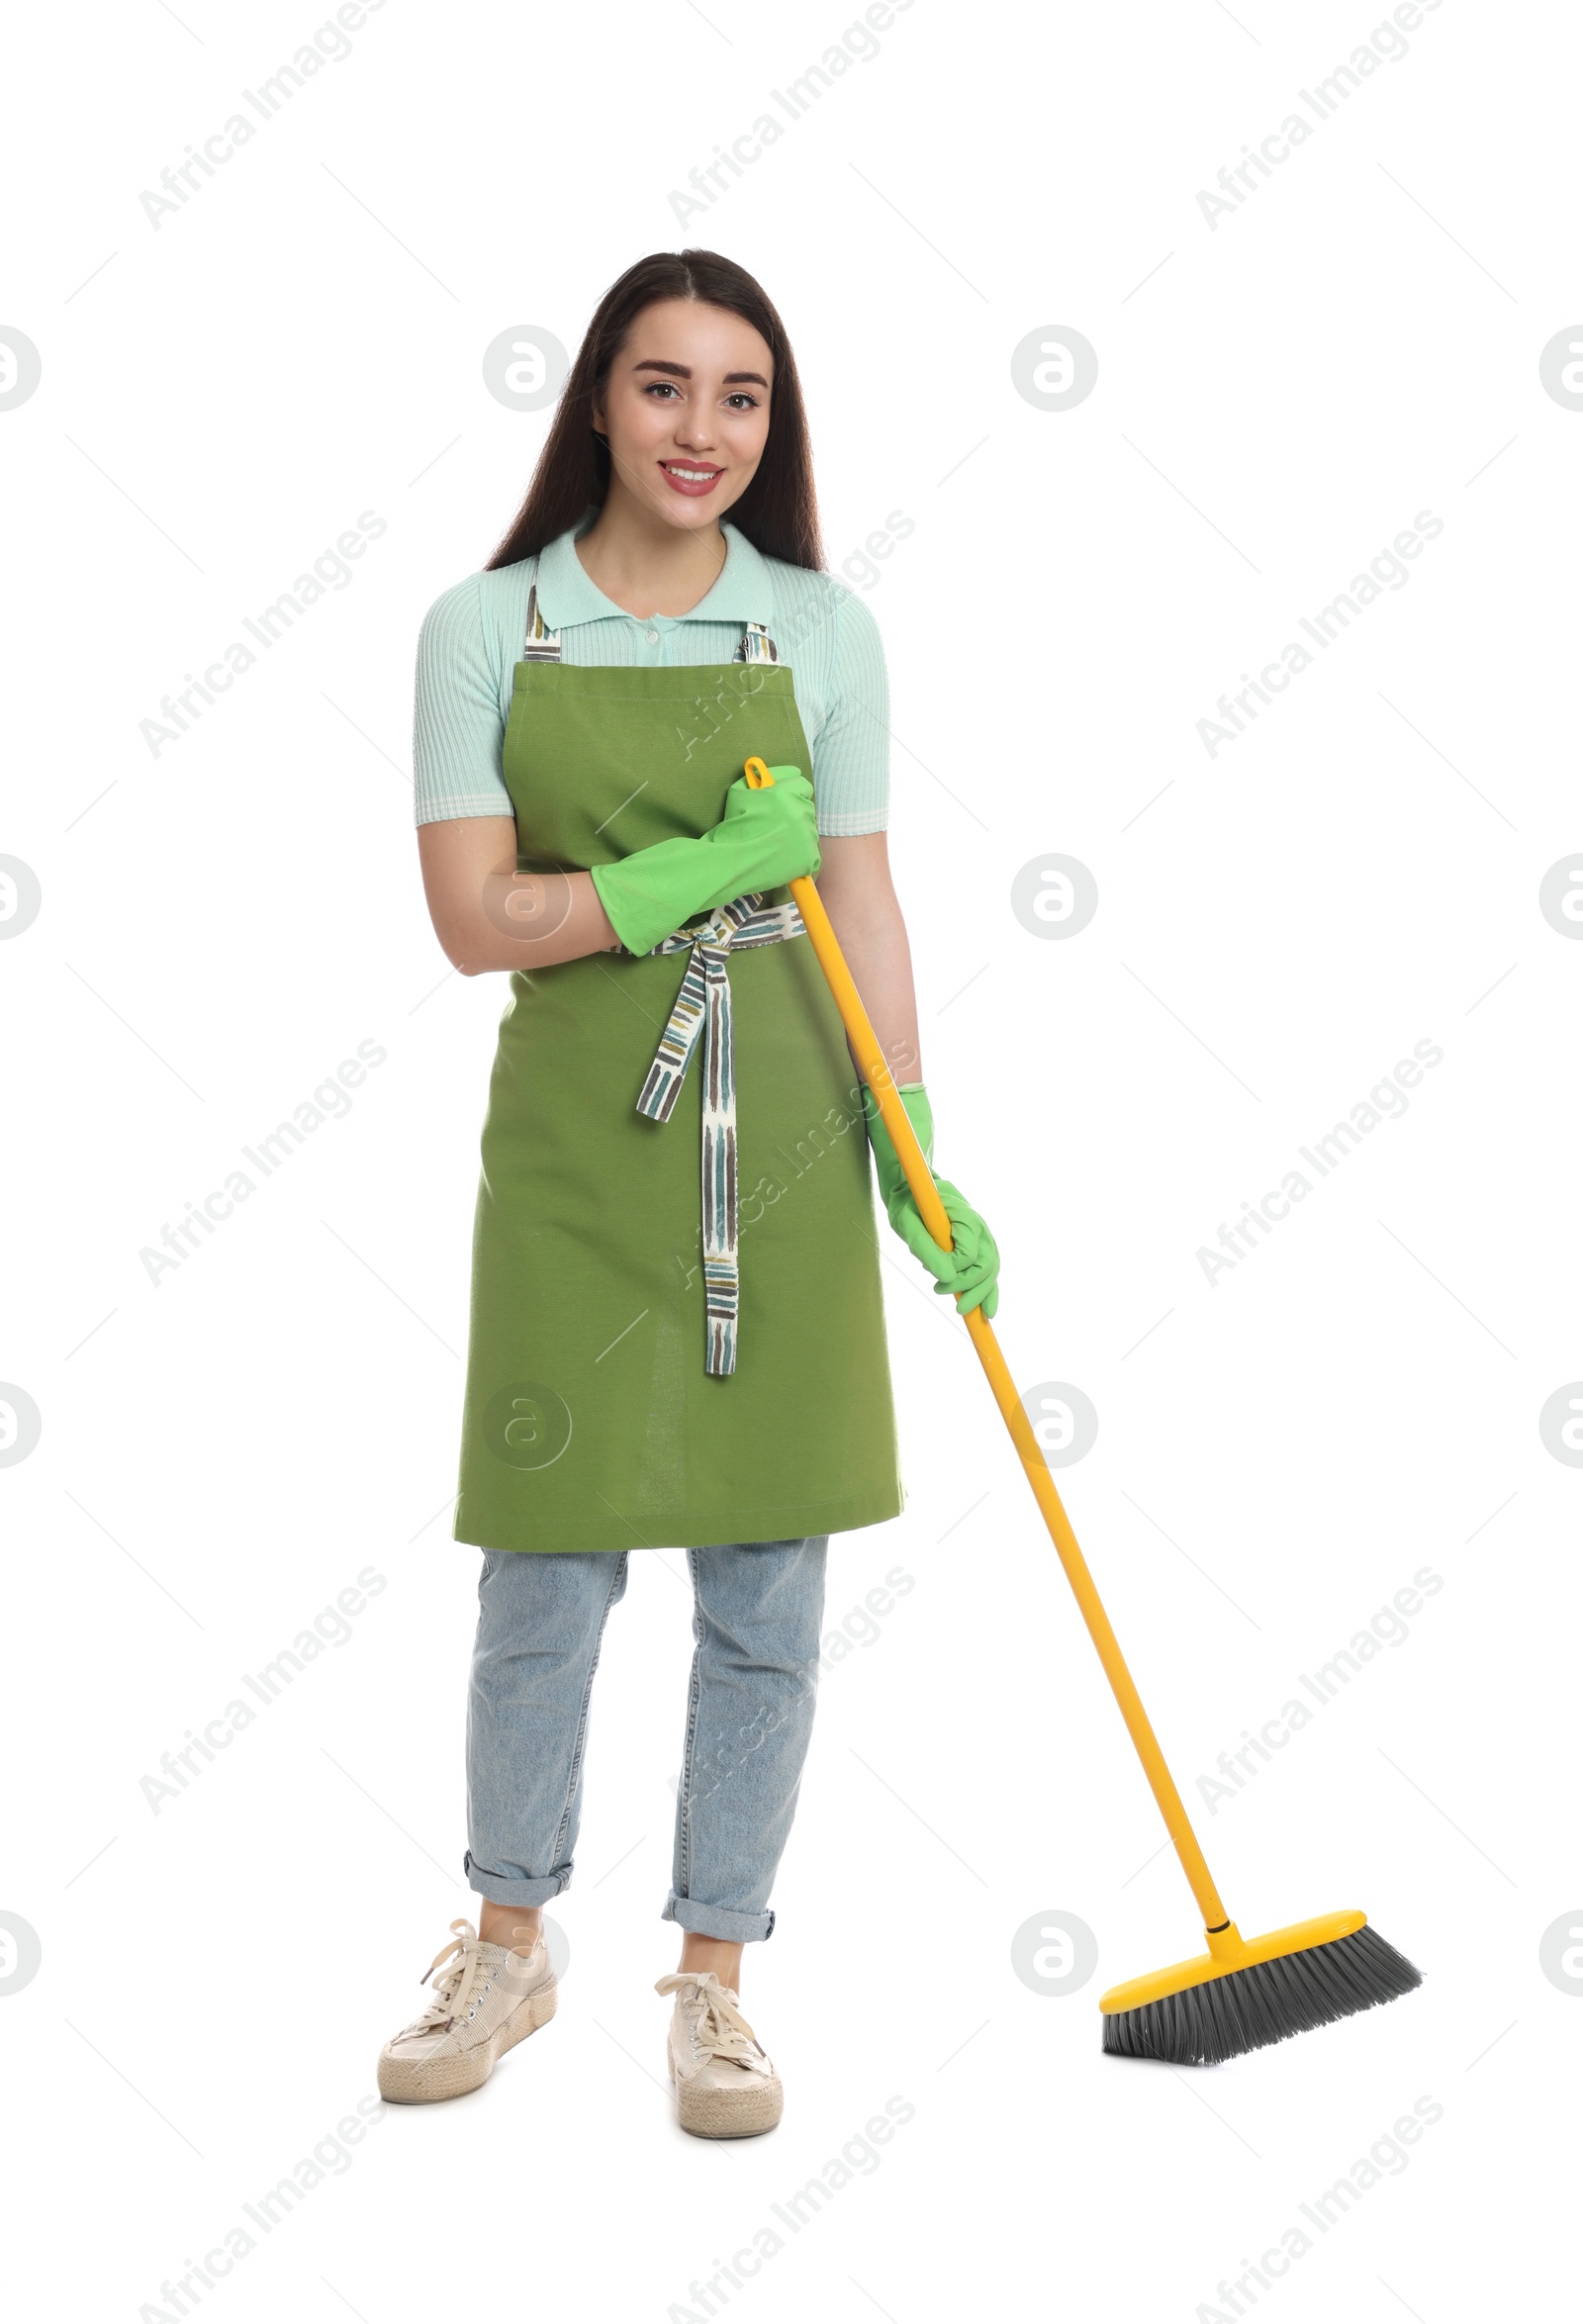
top-left (533, 510), bottom-right (774, 630)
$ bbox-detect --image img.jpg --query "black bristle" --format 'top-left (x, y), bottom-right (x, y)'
top-left (1101, 1922), bottom-right (1423, 2066)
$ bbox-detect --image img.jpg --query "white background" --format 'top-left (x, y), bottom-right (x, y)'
top-left (3, 1), bottom-right (1576, 2316)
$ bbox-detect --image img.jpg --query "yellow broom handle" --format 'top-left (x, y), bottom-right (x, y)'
top-left (744, 757), bottom-right (1229, 1931)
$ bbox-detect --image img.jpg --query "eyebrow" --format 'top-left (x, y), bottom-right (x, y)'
top-left (629, 357), bottom-right (771, 390)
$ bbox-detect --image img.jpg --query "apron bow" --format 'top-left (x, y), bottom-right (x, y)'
top-left (636, 891), bottom-right (806, 1375)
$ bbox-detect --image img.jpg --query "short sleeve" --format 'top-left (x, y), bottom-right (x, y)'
top-left (412, 571), bottom-right (513, 826)
top-left (811, 584), bottom-right (889, 836)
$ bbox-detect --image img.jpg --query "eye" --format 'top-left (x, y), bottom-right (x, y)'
top-left (725, 392), bottom-right (761, 411)
top-left (644, 381), bottom-right (681, 401)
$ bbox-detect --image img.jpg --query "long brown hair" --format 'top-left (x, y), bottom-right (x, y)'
top-left (484, 250), bottom-right (824, 574)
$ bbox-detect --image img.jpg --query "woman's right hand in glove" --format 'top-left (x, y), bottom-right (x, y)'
top-left (705, 768), bottom-right (821, 898)
top-left (590, 766), bottom-right (819, 958)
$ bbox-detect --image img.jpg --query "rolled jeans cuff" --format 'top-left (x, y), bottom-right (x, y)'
top-left (662, 1890), bottom-right (776, 1943)
top-left (463, 1851), bottom-right (569, 1909)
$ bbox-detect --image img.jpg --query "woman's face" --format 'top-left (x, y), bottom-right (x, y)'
top-left (592, 298), bottom-right (774, 529)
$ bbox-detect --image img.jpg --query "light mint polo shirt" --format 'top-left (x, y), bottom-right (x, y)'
top-left (412, 513), bottom-right (889, 836)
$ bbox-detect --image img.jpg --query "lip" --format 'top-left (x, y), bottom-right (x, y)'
top-left (658, 459), bottom-right (724, 498)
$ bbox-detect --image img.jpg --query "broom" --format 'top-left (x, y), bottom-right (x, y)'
top-left (743, 757), bottom-right (1423, 2066)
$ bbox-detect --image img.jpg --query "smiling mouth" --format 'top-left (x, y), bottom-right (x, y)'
top-left (659, 461), bottom-right (724, 489)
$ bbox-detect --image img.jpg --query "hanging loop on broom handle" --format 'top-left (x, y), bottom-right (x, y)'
top-left (743, 757), bottom-right (1230, 1933)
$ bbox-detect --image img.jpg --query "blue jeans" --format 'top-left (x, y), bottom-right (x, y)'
top-left (464, 1537), bottom-right (828, 1942)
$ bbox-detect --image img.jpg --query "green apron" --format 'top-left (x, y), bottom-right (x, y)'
top-left (452, 584), bottom-right (905, 1554)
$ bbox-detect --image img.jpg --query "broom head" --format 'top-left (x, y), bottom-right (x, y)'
top-left (1099, 1908), bottom-right (1422, 2066)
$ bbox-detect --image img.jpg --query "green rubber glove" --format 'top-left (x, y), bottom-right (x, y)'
top-left (590, 766), bottom-right (820, 959)
top-left (862, 1081), bottom-right (1000, 1319)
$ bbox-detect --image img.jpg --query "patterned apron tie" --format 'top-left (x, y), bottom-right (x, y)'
top-left (636, 893), bottom-right (806, 1374)
top-left (519, 583), bottom-right (798, 1375)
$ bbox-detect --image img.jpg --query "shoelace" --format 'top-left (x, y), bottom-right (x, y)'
top-left (654, 1970), bottom-right (767, 2067)
top-left (393, 1917), bottom-right (485, 2038)
top-left (395, 1915), bottom-right (536, 2040)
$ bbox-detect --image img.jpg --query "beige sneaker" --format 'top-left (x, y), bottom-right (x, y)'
top-left (655, 1969), bottom-right (784, 2138)
top-left (378, 1916), bottom-right (556, 2103)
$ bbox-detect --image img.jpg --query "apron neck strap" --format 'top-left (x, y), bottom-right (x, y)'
top-left (521, 582), bottom-right (780, 665)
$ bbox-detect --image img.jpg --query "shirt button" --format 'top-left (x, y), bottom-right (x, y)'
top-left (645, 628), bottom-right (659, 644)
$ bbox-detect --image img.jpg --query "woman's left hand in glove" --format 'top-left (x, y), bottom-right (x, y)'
top-left (862, 1082), bottom-right (1000, 1319)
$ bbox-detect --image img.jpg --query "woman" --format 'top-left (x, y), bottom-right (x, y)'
top-left (379, 250), bottom-right (1000, 2138)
